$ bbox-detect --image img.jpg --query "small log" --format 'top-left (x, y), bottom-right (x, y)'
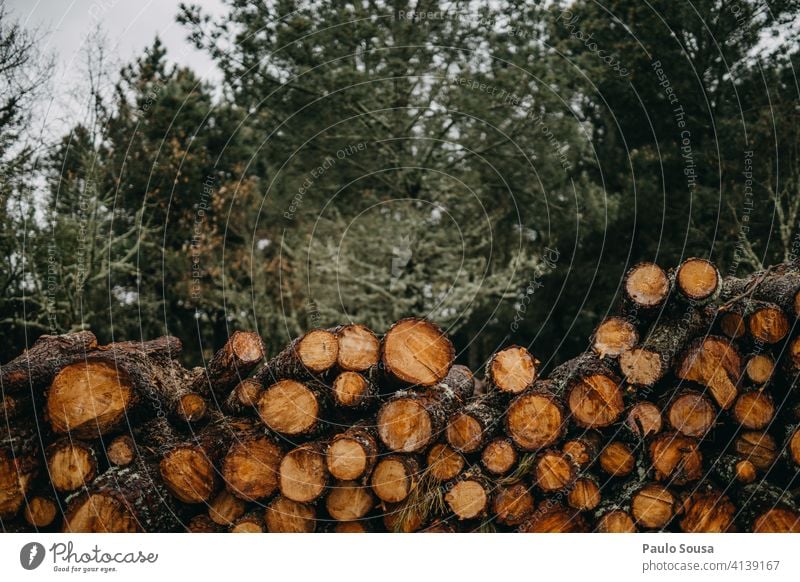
top-left (533, 449), bottom-right (577, 493)
top-left (595, 509), bottom-right (637, 533)
top-left (278, 442), bottom-right (329, 503)
top-left (106, 434), bottom-right (136, 467)
top-left (492, 482), bottom-right (535, 527)
top-left (568, 476), bottom-right (602, 512)
top-left (192, 331), bottom-right (265, 399)
top-left (561, 432), bottom-right (602, 469)
top-left (675, 336), bottom-right (741, 410)
top-left (733, 389), bottom-right (774, 430)
top-left (623, 262), bottom-right (670, 312)
top-left (649, 432), bottom-right (703, 485)
top-left (598, 441), bottom-right (636, 478)
top-left (46, 438), bottom-right (98, 493)
top-left (208, 489), bottom-right (247, 527)
top-left (257, 379), bottom-right (328, 437)
top-left (444, 467), bottom-right (492, 520)
top-left (326, 480), bottom-right (375, 521)
top-left (265, 496), bottom-right (316, 532)
top-left (622, 402), bottom-right (663, 442)
top-left (0, 424), bottom-right (40, 520)
top-left (426, 442), bottom-right (465, 482)
top-left (663, 389), bottom-right (717, 437)
top-left (22, 492), bottom-right (59, 529)
top-left (678, 488), bottom-right (735, 533)
top-left (630, 482), bottom-right (676, 530)
top-left (592, 317), bottom-right (638, 359)
top-left (333, 324), bottom-right (380, 372)
top-left (370, 454), bottom-right (420, 503)
top-left (481, 437), bottom-right (517, 476)
top-left (230, 511), bottom-right (265, 533)
top-left (710, 454), bottom-right (757, 485)
top-left (262, 329), bottom-right (339, 382)
top-left (735, 430), bottom-right (778, 471)
top-left (505, 389), bottom-right (566, 451)
top-left (381, 318), bottom-right (454, 387)
top-left (222, 426), bottom-right (282, 501)
top-left (445, 395), bottom-right (500, 454)
top-left (746, 301), bottom-right (790, 344)
top-left (744, 353), bottom-right (775, 385)
top-left (331, 371), bottom-right (375, 409)
top-left (674, 258), bottom-right (720, 303)
top-left (518, 503), bottom-right (587, 532)
top-left (549, 353), bottom-right (624, 428)
top-left (186, 514), bottom-right (223, 533)
top-left (326, 423), bottom-right (378, 482)
top-left (223, 379), bottom-right (263, 416)
top-left (485, 346), bottom-right (538, 395)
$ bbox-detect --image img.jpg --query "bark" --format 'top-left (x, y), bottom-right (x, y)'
top-left (549, 353), bottom-right (624, 428)
top-left (709, 454), bottom-right (757, 485)
top-left (259, 329), bottom-right (339, 383)
top-left (223, 378), bottom-right (263, 416)
top-left (445, 394), bottom-right (501, 454)
top-left (191, 331), bottom-right (265, 400)
top-left (721, 263), bottom-right (800, 319)
top-left (736, 483), bottom-right (800, 532)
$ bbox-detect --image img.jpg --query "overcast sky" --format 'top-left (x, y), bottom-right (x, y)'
top-left (7, 0), bottom-right (226, 137)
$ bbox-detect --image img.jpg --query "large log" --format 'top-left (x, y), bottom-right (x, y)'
top-left (381, 318), bottom-right (454, 387)
top-left (257, 379), bottom-right (329, 437)
top-left (485, 346), bottom-right (538, 395)
top-left (192, 331), bottom-right (265, 399)
top-left (549, 354), bottom-right (624, 428)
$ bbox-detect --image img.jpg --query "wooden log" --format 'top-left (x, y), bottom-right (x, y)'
top-left (746, 301), bottom-right (790, 344)
top-left (518, 503), bottom-right (588, 532)
top-left (257, 379), bottom-right (328, 437)
top-left (0, 424), bottom-right (40, 520)
top-left (326, 423), bottom-right (377, 482)
top-left (331, 371), bottom-right (376, 409)
top-left (381, 318), bottom-right (454, 387)
top-left (595, 509), bottom-right (637, 533)
top-left (598, 441), bottom-right (636, 478)
top-left (331, 521), bottom-right (370, 533)
top-left (426, 443), bottom-right (465, 482)
top-left (663, 389), bottom-right (717, 437)
top-left (370, 454), bottom-right (420, 503)
top-left (223, 379), bottom-right (263, 416)
top-left (0, 331), bottom-right (97, 393)
top-left (622, 402), bottom-right (663, 442)
top-left (333, 324), bottom-right (380, 372)
top-left (22, 491), bottom-right (59, 529)
top-left (733, 388), bottom-right (775, 430)
top-left (630, 482), bottom-right (676, 530)
top-left (737, 483), bottom-right (800, 532)
top-left (445, 395), bottom-right (500, 454)
top-left (649, 432), bottom-right (703, 485)
top-left (208, 489), bottom-right (247, 527)
top-left (591, 317), bottom-right (638, 359)
top-left (722, 264), bottom-right (800, 320)
top-left (674, 258), bottom-right (720, 303)
top-left (265, 496), bottom-right (316, 532)
top-left (444, 467), bottom-right (492, 520)
top-left (561, 432), bottom-right (602, 469)
top-left (504, 389), bottom-right (566, 451)
top-left (735, 430), bottom-right (778, 471)
top-left (278, 442), bottom-right (329, 503)
top-left (710, 454), bottom-right (757, 485)
top-left (623, 262), bottom-right (670, 312)
top-left (549, 353), bottom-right (624, 428)
top-left (533, 449), bottom-right (577, 493)
top-left (106, 434), bottom-right (136, 467)
top-left (785, 425), bottom-right (800, 469)
top-left (678, 488), bottom-right (735, 533)
top-left (46, 437), bottom-right (98, 493)
top-left (63, 460), bottom-right (183, 532)
top-left (383, 500), bottom-right (426, 532)
top-left (260, 329), bottom-right (339, 382)
top-left (230, 511), bottom-right (265, 533)
top-left (485, 346), bottom-right (538, 395)
top-left (326, 480), bottom-right (375, 521)
top-left (481, 437), bottom-right (517, 476)
top-left (567, 476), bottom-right (602, 511)
top-left (192, 331), bottom-right (265, 399)
top-left (492, 482), bottom-right (535, 527)
top-left (186, 514), bottom-right (223, 533)
top-left (744, 353), bottom-right (775, 385)
top-left (221, 425), bottom-right (282, 501)
top-left (675, 336), bottom-right (742, 410)
top-left (718, 306), bottom-right (747, 339)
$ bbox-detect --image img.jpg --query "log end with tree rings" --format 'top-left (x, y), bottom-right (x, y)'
top-left (222, 435), bottom-right (282, 501)
top-left (631, 483), bottom-right (675, 530)
top-left (733, 390), bottom-right (774, 430)
top-left (336, 324), bottom-right (380, 371)
top-left (747, 303), bottom-right (790, 344)
top-left (265, 496), bottom-right (316, 533)
top-left (599, 441), bottom-right (635, 477)
top-left (159, 446), bottom-right (217, 504)
top-left (381, 318), bottom-right (454, 387)
top-left (334, 521), bottom-right (369, 533)
top-left (296, 329), bottom-right (339, 374)
top-left (208, 489), bottom-right (246, 527)
top-left (230, 512), bottom-right (265, 533)
top-left (561, 435), bottom-right (600, 469)
top-left (278, 444), bottom-right (329, 503)
top-left (487, 346), bottom-right (538, 394)
top-left (370, 455), bottom-right (418, 504)
top-left (744, 354), bottom-right (774, 384)
top-left (426, 442), bottom-right (465, 482)
top-left (326, 480), bottom-right (374, 521)
top-left (46, 361), bottom-right (135, 438)
top-left (533, 450), bottom-right (576, 493)
top-left (47, 439), bottom-right (98, 493)
top-left (624, 402), bottom-right (663, 440)
top-left (505, 391), bottom-right (565, 451)
top-left (230, 330), bottom-right (266, 367)
top-left (567, 373), bottom-right (625, 428)
top-left (176, 393), bottom-right (208, 423)
top-left (445, 476), bottom-right (490, 520)
top-left (666, 390), bottom-right (716, 437)
top-left (567, 477), bottom-right (601, 511)
top-left (492, 482), bottom-right (535, 527)
top-left (481, 438), bottom-right (517, 476)
top-left (64, 493), bottom-right (140, 533)
top-left (679, 489), bottom-right (735, 533)
top-left (592, 317), bottom-right (638, 358)
top-left (23, 495), bottom-right (58, 528)
top-left (649, 432), bottom-right (703, 485)
top-left (326, 426), bottom-right (376, 481)
top-left (619, 348), bottom-right (664, 387)
top-left (752, 509), bottom-right (800, 533)
top-left (676, 258), bottom-right (720, 302)
top-left (519, 503), bottom-right (587, 533)
top-left (595, 510), bottom-right (637, 533)
top-left (624, 262), bottom-right (670, 310)
top-left (257, 379), bottom-right (323, 436)
top-left (675, 336), bottom-right (741, 410)
top-left (377, 397), bottom-right (433, 453)
top-left (735, 430), bottom-right (778, 470)
top-left (719, 311), bottom-right (746, 339)
top-left (735, 459), bottom-right (757, 484)
top-left (106, 435), bottom-right (136, 467)
top-left (332, 371), bottom-right (372, 408)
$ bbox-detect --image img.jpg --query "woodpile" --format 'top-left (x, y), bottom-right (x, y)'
top-left (2, 260), bottom-right (800, 532)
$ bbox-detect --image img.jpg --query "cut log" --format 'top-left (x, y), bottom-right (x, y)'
top-left (485, 346), bottom-right (538, 394)
top-left (675, 336), bottom-right (741, 410)
top-left (262, 329), bottom-right (339, 382)
top-left (334, 324), bottom-right (380, 372)
top-left (186, 514), bottom-right (223, 533)
top-left (592, 317), bottom-right (638, 359)
top-left (370, 454), bottom-right (420, 503)
top-left (278, 442), bottom-right (329, 503)
top-left (208, 489), bottom-right (247, 527)
top-left (619, 305), bottom-right (712, 387)
top-left (257, 379), bottom-right (328, 437)
top-left (492, 482), bottom-right (535, 527)
top-left (381, 318), bottom-right (454, 387)
top-left (664, 389), bottom-right (716, 437)
top-left (549, 354), bottom-right (624, 428)
top-left (46, 438), bottom-right (98, 493)
top-left (63, 460), bottom-right (183, 532)
top-left (518, 503), bottom-right (587, 532)
top-left (744, 353), bottom-right (774, 385)
top-left (595, 509), bottom-right (637, 533)
top-left (331, 371), bottom-right (375, 409)
top-left (719, 309), bottom-right (746, 339)
top-left (445, 395), bottom-right (499, 454)
top-left (623, 262), bottom-right (670, 312)
top-left (561, 433), bottom-right (601, 469)
top-left (0, 331), bottom-right (97, 393)
top-left (598, 441), bottom-right (635, 477)
top-left (222, 427), bottom-right (282, 501)
top-left (426, 443), bottom-right (465, 482)
top-left (737, 483), bottom-right (800, 533)
top-left (710, 454), bottom-right (757, 485)
top-left (332, 521), bottom-right (370, 533)
top-left (648, 432), bottom-right (703, 485)
top-left (22, 493), bottom-right (58, 528)
top-left (630, 482), bottom-right (676, 530)
top-left (0, 424), bottom-right (40, 520)
top-left (734, 430), bottom-right (778, 471)
top-left (733, 389), bottom-right (774, 430)
top-left (786, 425), bottom-right (800, 468)
top-left (568, 476), bottom-right (601, 511)
top-left (746, 301), bottom-right (790, 344)
top-left (106, 434), bottom-right (136, 467)
top-left (326, 480), bottom-right (375, 521)
top-left (675, 258), bottom-right (720, 303)
top-left (441, 364), bottom-right (477, 400)
top-left (722, 265), bottom-right (800, 319)
top-left (192, 331), bottom-right (265, 399)
top-left (383, 500), bottom-right (426, 532)
top-left (481, 437), bottom-right (517, 476)
top-left (326, 424), bottom-right (377, 481)
top-left (223, 379), bottom-right (263, 416)
top-left (265, 496), bottom-right (316, 532)
top-left (678, 488), bottom-right (735, 533)
top-left (623, 402), bottom-right (663, 442)
top-left (230, 511), bottom-right (265, 533)
top-left (505, 389), bottom-right (565, 451)
top-left (533, 449), bottom-right (577, 493)
top-left (444, 468), bottom-right (491, 520)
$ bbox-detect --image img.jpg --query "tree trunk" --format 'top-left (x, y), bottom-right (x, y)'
top-left (191, 331), bottom-right (265, 399)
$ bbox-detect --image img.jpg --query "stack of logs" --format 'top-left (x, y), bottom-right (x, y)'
top-left (2, 258), bottom-right (800, 533)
